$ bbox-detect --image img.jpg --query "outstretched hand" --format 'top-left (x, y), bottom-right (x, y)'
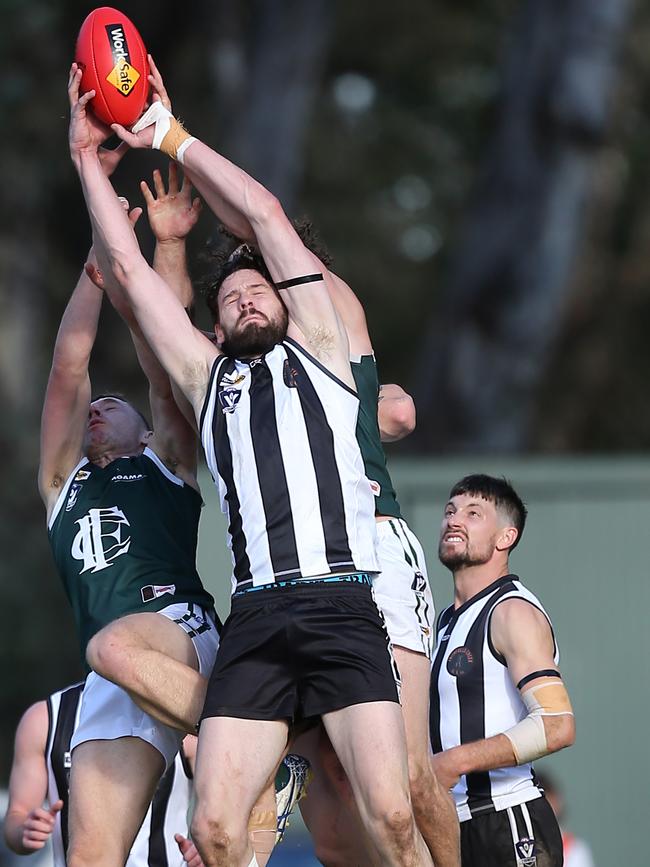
top-left (68, 63), bottom-right (113, 163)
top-left (111, 54), bottom-right (172, 150)
top-left (142, 163), bottom-right (201, 243)
top-left (21, 800), bottom-right (63, 851)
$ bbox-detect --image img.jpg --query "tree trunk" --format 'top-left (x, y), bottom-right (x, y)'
top-left (414, 0), bottom-right (634, 453)
top-left (204, 0), bottom-right (333, 213)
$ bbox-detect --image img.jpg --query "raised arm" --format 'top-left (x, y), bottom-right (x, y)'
top-left (39, 253), bottom-right (103, 519)
top-left (431, 599), bottom-right (575, 791)
top-left (4, 701), bottom-right (63, 855)
top-left (68, 65), bottom-right (218, 420)
top-left (140, 163), bottom-right (203, 462)
top-left (92, 165), bottom-right (203, 481)
top-left (112, 87), bottom-right (352, 386)
top-left (179, 143), bottom-right (352, 381)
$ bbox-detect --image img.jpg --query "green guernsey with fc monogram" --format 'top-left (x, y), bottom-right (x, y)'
top-left (351, 354), bottom-right (403, 520)
top-left (48, 447), bottom-right (214, 661)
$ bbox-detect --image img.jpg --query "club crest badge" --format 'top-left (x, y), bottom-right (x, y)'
top-left (446, 646), bottom-right (474, 677)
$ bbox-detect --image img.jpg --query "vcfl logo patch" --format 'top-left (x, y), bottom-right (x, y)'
top-left (515, 837), bottom-right (537, 866)
top-left (219, 387), bottom-right (242, 414)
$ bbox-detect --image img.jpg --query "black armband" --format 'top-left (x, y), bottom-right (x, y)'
top-left (516, 669), bottom-right (561, 691)
top-left (275, 273), bottom-right (323, 290)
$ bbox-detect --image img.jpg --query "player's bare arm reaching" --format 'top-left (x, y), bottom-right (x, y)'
top-left (68, 64), bottom-right (219, 421)
top-left (109, 62), bottom-right (353, 389)
top-left (40, 76), bottom-right (141, 521)
top-left (88, 163), bottom-right (202, 486)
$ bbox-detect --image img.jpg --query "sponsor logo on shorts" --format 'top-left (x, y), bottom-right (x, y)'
top-left (219, 387), bottom-right (242, 414)
top-left (515, 837), bottom-right (537, 866)
top-left (74, 469), bottom-right (91, 481)
top-left (446, 646), bottom-right (474, 677)
top-left (141, 583), bottom-right (176, 603)
top-left (104, 25), bottom-right (140, 96)
top-left (111, 473), bottom-right (146, 482)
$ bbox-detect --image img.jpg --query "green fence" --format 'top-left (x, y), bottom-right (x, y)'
top-left (197, 457), bottom-right (650, 866)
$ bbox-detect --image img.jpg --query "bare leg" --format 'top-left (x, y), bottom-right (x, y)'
top-left (191, 717), bottom-right (289, 867)
top-left (86, 612), bottom-right (207, 731)
top-left (296, 726), bottom-right (380, 866)
top-left (67, 737), bottom-right (164, 867)
top-left (395, 646), bottom-right (460, 867)
top-left (323, 701), bottom-right (433, 867)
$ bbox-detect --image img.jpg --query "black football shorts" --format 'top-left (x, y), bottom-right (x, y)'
top-left (201, 577), bottom-right (400, 722)
top-left (460, 797), bottom-right (563, 867)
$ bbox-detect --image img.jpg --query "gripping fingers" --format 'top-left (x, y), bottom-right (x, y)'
top-left (77, 90), bottom-right (96, 111)
top-left (68, 64), bottom-right (82, 106)
top-left (148, 54), bottom-right (172, 111)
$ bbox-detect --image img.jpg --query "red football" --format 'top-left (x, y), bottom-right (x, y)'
top-left (75, 7), bottom-right (149, 127)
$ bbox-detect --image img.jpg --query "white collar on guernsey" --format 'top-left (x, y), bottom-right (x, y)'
top-left (142, 447), bottom-right (184, 486)
top-left (349, 352), bottom-right (375, 363)
top-left (47, 456), bottom-right (91, 530)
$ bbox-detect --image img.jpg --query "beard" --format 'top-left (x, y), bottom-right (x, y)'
top-left (438, 540), bottom-right (493, 570)
top-left (221, 310), bottom-right (288, 358)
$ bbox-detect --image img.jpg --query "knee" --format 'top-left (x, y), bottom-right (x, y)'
top-left (407, 756), bottom-right (433, 807)
top-left (68, 838), bottom-right (126, 867)
top-left (374, 803), bottom-right (417, 850)
top-left (191, 809), bottom-right (245, 862)
top-left (86, 624), bottom-right (128, 678)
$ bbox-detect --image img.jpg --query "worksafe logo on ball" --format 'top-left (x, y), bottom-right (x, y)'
top-left (104, 24), bottom-right (140, 96)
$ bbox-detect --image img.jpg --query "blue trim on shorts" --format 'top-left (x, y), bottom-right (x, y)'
top-left (233, 572), bottom-right (373, 597)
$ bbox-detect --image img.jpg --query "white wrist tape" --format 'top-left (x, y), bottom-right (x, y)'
top-left (504, 678), bottom-right (574, 765)
top-left (131, 102), bottom-right (196, 164)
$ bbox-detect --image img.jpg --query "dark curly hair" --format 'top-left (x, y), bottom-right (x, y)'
top-left (201, 219), bottom-right (333, 324)
top-left (448, 474), bottom-right (528, 550)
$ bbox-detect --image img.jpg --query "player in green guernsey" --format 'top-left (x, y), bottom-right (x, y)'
top-left (39, 143), bottom-right (220, 867)
top-left (295, 270), bottom-right (461, 867)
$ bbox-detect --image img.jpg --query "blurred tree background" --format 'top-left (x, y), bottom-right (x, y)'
top-left (1, 0), bottom-right (647, 780)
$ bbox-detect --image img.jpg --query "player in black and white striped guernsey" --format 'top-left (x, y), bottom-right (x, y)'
top-left (4, 682), bottom-right (194, 867)
top-left (75, 70), bottom-right (431, 866)
top-left (199, 318), bottom-right (376, 589)
top-left (429, 476), bottom-right (575, 867)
